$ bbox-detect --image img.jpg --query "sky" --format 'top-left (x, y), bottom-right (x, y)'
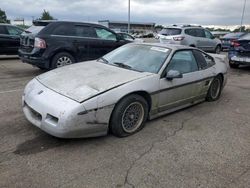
top-left (0, 0), bottom-right (249, 27)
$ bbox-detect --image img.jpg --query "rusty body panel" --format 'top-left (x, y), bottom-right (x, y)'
top-left (22, 43), bottom-right (228, 138)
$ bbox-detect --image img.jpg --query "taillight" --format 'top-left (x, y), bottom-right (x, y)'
top-left (231, 40), bottom-right (240, 47)
top-left (34, 37), bottom-right (46, 49)
top-left (173, 36), bottom-right (185, 41)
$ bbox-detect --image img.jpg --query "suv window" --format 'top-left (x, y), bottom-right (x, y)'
top-left (205, 30), bottom-right (214, 39)
top-left (6, 26), bottom-right (23, 36)
top-left (185, 29), bottom-right (196, 37)
top-left (52, 24), bottom-right (73, 36)
top-left (159, 28), bottom-right (182, 36)
top-left (167, 50), bottom-right (198, 74)
top-left (195, 29), bottom-right (205, 37)
top-left (0, 26), bottom-right (7, 34)
top-left (94, 28), bottom-right (117, 41)
top-left (185, 28), bottom-right (205, 38)
top-left (75, 25), bottom-right (96, 38)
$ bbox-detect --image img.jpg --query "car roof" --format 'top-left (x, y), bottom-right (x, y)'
top-left (45, 20), bottom-right (106, 28)
top-left (130, 42), bottom-right (195, 50)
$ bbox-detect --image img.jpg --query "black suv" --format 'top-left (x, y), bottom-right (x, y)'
top-left (0, 24), bottom-right (24, 55)
top-left (19, 21), bottom-right (129, 69)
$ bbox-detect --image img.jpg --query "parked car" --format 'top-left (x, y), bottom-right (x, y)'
top-left (19, 21), bottom-right (129, 70)
top-left (22, 43), bottom-right (227, 138)
top-left (116, 32), bottom-right (144, 43)
top-left (228, 33), bottom-right (250, 68)
top-left (0, 24), bottom-right (24, 55)
top-left (158, 25), bottom-right (222, 53)
top-left (221, 32), bottom-right (247, 50)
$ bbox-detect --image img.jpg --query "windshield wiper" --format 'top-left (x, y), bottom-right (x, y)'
top-left (98, 57), bottom-right (109, 64)
top-left (113, 62), bottom-right (132, 69)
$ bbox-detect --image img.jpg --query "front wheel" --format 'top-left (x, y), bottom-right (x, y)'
top-left (110, 94), bottom-right (148, 137)
top-left (215, 45), bottom-right (221, 54)
top-left (206, 76), bottom-right (223, 102)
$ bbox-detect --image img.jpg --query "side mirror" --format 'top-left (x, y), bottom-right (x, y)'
top-left (166, 70), bottom-right (183, 80)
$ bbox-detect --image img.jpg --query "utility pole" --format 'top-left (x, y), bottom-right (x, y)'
top-left (128, 0), bottom-right (130, 33)
top-left (240, 0), bottom-right (247, 32)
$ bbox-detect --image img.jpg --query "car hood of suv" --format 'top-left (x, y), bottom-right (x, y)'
top-left (36, 61), bottom-right (153, 103)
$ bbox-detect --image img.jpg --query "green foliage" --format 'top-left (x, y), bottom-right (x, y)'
top-left (233, 26), bottom-right (250, 32)
top-left (205, 27), bottom-right (231, 32)
top-left (39, 9), bottom-right (54, 20)
top-left (0, 9), bottom-right (10, 23)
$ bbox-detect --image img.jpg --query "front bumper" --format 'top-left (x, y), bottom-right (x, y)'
top-left (22, 79), bottom-right (113, 138)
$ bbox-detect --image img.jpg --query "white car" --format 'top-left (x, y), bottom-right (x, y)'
top-left (22, 43), bottom-right (227, 138)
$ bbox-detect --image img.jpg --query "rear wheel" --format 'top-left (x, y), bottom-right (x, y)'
top-left (215, 45), bottom-right (221, 54)
top-left (206, 76), bottom-right (223, 102)
top-left (51, 52), bottom-right (75, 69)
top-left (110, 94), bottom-right (148, 137)
top-left (229, 60), bottom-right (239, 69)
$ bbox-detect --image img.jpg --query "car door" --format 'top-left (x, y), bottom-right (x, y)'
top-left (0, 25), bottom-right (9, 55)
top-left (204, 30), bottom-right (217, 51)
top-left (91, 27), bottom-right (124, 58)
top-left (5, 25), bottom-right (23, 54)
top-left (194, 29), bottom-right (206, 50)
top-left (73, 24), bottom-right (96, 61)
top-left (158, 50), bottom-right (204, 112)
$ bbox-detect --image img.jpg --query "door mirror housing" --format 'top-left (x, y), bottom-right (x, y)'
top-left (166, 70), bottom-right (183, 80)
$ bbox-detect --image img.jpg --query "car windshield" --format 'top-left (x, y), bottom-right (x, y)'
top-left (101, 44), bottom-right (171, 73)
top-left (159, 28), bottom-right (182, 36)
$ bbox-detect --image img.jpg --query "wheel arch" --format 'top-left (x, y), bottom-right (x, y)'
top-left (49, 49), bottom-right (77, 69)
top-left (108, 90), bottom-right (152, 132)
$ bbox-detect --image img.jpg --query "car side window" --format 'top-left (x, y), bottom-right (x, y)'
top-left (123, 33), bottom-right (134, 40)
top-left (52, 24), bottom-right (74, 36)
top-left (185, 29), bottom-right (196, 37)
top-left (205, 30), bottom-right (213, 39)
top-left (0, 26), bottom-right (7, 34)
top-left (167, 50), bottom-right (198, 74)
top-left (94, 28), bottom-right (117, 41)
top-left (195, 29), bottom-right (205, 38)
top-left (6, 26), bottom-right (22, 36)
top-left (74, 25), bottom-right (96, 38)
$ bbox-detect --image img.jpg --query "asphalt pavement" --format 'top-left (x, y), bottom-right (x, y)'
top-left (0, 57), bottom-right (250, 188)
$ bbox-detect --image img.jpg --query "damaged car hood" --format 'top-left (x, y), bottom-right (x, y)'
top-left (37, 61), bottom-right (153, 102)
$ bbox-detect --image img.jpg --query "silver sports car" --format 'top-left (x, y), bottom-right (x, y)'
top-left (22, 43), bottom-right (228, 138)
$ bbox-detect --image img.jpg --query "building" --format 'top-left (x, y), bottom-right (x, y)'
top-left (98, 20), bottom-right (155, 34)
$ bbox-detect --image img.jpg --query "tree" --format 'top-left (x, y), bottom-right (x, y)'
top-left (39, 10), bottom-right (55, 20)
top-left (0, 9), bottom-right (10, 23)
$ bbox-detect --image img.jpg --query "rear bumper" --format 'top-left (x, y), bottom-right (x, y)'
top-left (18, 48), bottom-right (50, 69)
top-left (228, 50), bottom-right (250, 65)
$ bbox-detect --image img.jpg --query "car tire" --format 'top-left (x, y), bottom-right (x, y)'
top-left (110, 94), bottom-right (149, 137)
top-left (51, 52), bottom-right (75, 69)
top-left (206, 75), bottom-right (223, 102)
top-left (215, 45), bottom-right (221, 54)
top-left (229, 61), bottom-right (239, 69)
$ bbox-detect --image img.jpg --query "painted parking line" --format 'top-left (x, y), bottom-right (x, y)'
top-left (0, 89), bottom-right (23, 94)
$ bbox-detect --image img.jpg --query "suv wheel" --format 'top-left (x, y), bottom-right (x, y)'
top-left (215, 45), bottom-right (221, 54)
top-left (51, 52), bottom-right (75, 69)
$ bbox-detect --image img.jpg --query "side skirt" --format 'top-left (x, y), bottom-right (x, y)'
top-left (148, 98), bottom-right (205, 120)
